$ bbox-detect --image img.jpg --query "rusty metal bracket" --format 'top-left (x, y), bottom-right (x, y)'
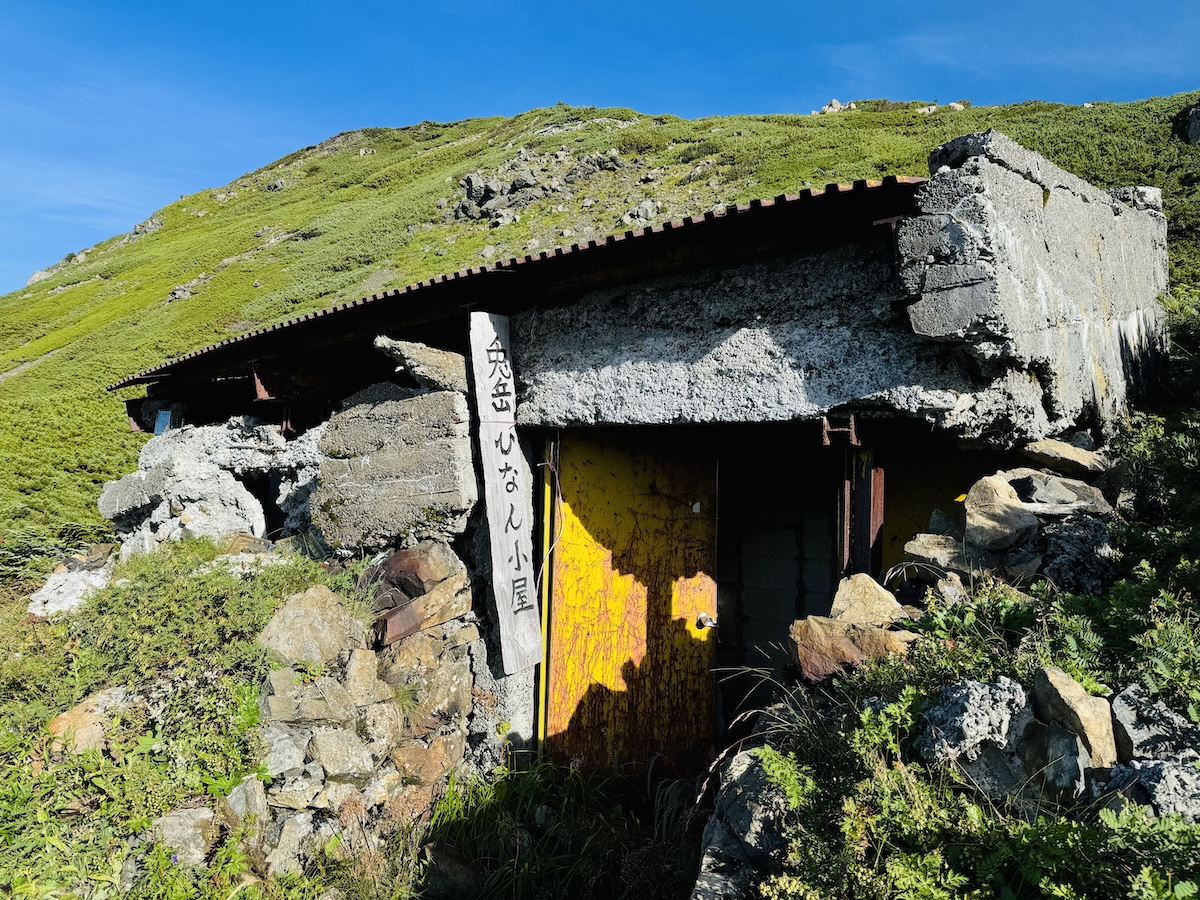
top-left (822, 413), bottom-right (860, 446)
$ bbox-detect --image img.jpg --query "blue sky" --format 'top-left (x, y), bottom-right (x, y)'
top-left (1, 0), bottom-right (1196, 295)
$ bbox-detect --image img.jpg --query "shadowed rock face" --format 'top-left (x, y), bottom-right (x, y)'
top-left (512, 133), bottom-right (1168, 448)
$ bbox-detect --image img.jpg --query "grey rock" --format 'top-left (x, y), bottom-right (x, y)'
top-left (1100, 760), bottom-right (1200, 823)
top-left (359, 701), bottom-right (405, 760)
top-left (27, 558), bottom-right (114, 616)
top-left (564, 149), bottom-right (623, 183)
top-left (266, 811), bottom-right (313, 877)
top-left (258, 585), bottom-right (366, 667)
top-left (267, 775), bottom-right (322, 810)
top-left (462, 173), bottom-right (494, 205)
top-left (935, 571), bottom-right (970, 605)
top-left (259, 724), bottom-right (311, 777)
top-left (154, 807), bottom-right (216, 867)
top-left (1021, 720), bottom-right (1090, 800)
top-left (1031, 666), bottom-right (1117, 768)
top-left (1111, 684), bottom-right (1200, 763)
top-left (373, 337), bottom-right (469, 393)
top-left (133, 214), bottom-right (163, 237)
top-left (313, 781), bottom-right (358, 812)
top-left (829, 574), bottom-right (908, 625)
top-left (964, 475), bottom-right (1040, 551)
top-left (1020, 438), bottom-right (1109, 478)
top-left (692, 816), bottom-right (756, 900)
top-left (1186, 106), bottom-right (1200, 145)
top-left (342, 648), bottom-right (394, 707)
top-left (957, 737), bottom-right (1032, 800)
top-left (690, 749), bottom-right (787, 899)
top-left (219, 775), bottom-right (269, 835)
top-left (310, 386), bottom-right (478, 551)
top-left (916, 677), bottom-right (1027, 765)
top-left (1041, 515), bottom-right (1115, 595)
top-left (261, 676), bottom-right (358, 726)
top-left (716, 750), bottom-right (789, 865)
top-left (1002, 467), bottom-right (1113, 517)
top-left (308, 729), bottom-right (375, 784)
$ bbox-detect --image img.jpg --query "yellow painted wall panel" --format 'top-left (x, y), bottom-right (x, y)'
top-left (546, 430), bottom-right (716, 773)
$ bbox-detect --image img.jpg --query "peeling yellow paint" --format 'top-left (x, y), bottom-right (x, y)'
top-left (544, 430), bottom-right (716, 773)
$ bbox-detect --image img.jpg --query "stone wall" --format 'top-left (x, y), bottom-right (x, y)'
top-left (512, 133), bottom-right (1168, 448)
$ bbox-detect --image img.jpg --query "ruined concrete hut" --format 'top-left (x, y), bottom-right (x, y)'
top-left (106, 132), bottom-right (1169, 775)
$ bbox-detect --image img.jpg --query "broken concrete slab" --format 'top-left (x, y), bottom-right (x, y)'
top-left (373, 337), bottom-right (469, 393)
top-left (902, 131), bottom-right (1168, 442)
top-left (310, 386), bottom-right (478, 551)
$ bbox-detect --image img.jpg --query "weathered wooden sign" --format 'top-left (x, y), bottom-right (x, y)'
top-left (468, 311), bottom-right (542, 674)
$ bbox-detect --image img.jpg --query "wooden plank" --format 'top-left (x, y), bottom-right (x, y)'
top-left (545, 430), bottom-right (717, 773)
top-left (468, 311), bottom-right (542, 674)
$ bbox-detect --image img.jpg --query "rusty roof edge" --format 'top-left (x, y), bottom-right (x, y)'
top-left (107, 176), bottom-right (927, 391)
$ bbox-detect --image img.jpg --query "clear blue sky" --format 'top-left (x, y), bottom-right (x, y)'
top-left (1, 0), bottom-right (1196, 294)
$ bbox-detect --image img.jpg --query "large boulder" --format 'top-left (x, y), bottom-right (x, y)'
top-left (964, 475), bottom-right (1040, 551)
top-left (310, 385), bottom-right (478, 551)
top-left (1030, 666), bottom-right (1117, 768)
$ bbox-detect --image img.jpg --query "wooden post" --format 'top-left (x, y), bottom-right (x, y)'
top-left (469, 312), bottom-right (542, 675)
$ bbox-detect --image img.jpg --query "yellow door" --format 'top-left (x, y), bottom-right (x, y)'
top-left (544, 429), bottom-right (717, 773)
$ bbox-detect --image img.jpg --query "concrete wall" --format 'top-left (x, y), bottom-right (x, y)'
top-left (900, 131), bottom-right (1169, 441)
top-left (511, 133), bottom-right (1169, 449)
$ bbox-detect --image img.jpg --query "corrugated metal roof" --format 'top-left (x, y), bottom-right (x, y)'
top-left (108, 176), bottom-right (926, 391)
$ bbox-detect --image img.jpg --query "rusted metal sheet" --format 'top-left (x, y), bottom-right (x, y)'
top-left (847, 448), bottom-right (885, 574)
top-left (108, 177), bottom-right (925, 391)
top-left (544, 430), bottom-right (717, 773)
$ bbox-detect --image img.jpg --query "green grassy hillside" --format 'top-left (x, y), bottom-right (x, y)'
top-left (2, 93), bottom-right (1199, 542)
